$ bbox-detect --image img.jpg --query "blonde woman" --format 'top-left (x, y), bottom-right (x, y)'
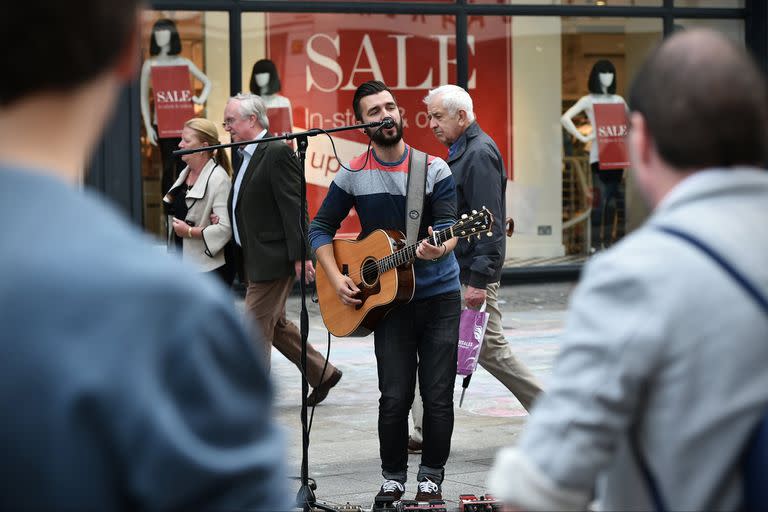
top-left (163, 118), bottom-right (233, 284)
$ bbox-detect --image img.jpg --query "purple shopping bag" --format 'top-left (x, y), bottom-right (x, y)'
top-left (457, 303), bottom-right (489, 407)
top-left (457, 303), bottom-right (489, 376)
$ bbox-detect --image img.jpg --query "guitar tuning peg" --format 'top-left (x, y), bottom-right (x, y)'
top-left (461, 213), bottom-right (468, 219)
top-left (471, 209), bottom-right (477, 214)
top-left (487, 232), bottom-right (493, 237)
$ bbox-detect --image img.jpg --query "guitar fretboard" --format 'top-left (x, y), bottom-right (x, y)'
top-left (377, 228), bottom-right (454, 273)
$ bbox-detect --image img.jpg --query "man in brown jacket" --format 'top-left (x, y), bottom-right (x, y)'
top-left (225, 92), bottom-right (342, 405)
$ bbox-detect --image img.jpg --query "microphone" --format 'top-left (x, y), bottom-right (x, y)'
top-left (381, 117), bottom-right (395, 129)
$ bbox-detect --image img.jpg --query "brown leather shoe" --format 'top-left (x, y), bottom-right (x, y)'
top-left (307, 369), bottom-right (342, 406)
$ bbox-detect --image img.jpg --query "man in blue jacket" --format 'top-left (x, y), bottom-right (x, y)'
top-left (409, 85), bottom-right (543, 451)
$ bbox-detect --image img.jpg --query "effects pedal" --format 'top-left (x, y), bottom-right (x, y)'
top-left (337, 503), bottom-right (364, 512)
top-left (372, 495), bottom-right (398, 512)
top-left (458, 494), bottom-right (501, 512)
top-left (394, 499), bottom-right (448, 512)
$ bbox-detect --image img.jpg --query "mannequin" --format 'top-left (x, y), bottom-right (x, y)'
top-left (561, 59), bottom-right (628, 249)
top-left (140, 18), bottom-right (212, 198)
top-left (249, 59), bottom-right (293, 137)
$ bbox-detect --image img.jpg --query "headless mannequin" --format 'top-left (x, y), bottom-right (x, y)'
top-left (561, 71), bottom-right (628, 248)
top-left (140, 24), bottom-right (212, 199)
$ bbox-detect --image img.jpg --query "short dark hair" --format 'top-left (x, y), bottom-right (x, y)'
top-left (588, 59), bottom-right (617, 94)
top-left (149, 18), bottom-right (182, 57)
top-left (249, 59), bottom-right (282, 96)
top-left (352, 80), bottom-right (395, 121)
top-left (1, 1), bottom-right (142, 106)
top-left (629, 30), bottom-right (768, 170)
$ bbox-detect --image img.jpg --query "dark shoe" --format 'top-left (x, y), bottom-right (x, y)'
top-left (307, 368), bottom-right (342, 406)
top-left (375, 480), bottom-right (404, 504)
top-left (407, 435), bottom-right (422, 454)
top-left (414, 478), bottom-right (442, 502)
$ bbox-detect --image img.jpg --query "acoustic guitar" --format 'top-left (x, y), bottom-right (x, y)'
top-left (316, 208), bottom-right (493, 337)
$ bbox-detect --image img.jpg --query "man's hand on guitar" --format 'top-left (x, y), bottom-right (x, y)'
top-left (333, 273), bottom-right (362, 306)
top-left (416, 226), bottom-right (454, 261)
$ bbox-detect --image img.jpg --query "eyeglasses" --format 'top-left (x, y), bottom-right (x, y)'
top-left (222, 117), bottom-right (241, 128)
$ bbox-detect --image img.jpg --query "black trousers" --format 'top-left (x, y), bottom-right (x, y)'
top-left (374, 290), bottom-right (460, 485)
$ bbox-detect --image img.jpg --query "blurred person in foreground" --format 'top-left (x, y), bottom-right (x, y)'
top-left (488, 29), bottom-right (768, 511)
top-left (0, 2), bottom-right (288, 510)
top-left (164, 117), bottom-right (234, 285)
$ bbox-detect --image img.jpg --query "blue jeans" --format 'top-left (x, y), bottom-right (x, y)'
top-left (374, 291), bottom-right (460, 485)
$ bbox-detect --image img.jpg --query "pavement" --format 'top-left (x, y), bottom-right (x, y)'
top-left (244, 281), bottom-right (575, 511)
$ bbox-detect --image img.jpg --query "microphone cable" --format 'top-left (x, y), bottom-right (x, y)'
top-left (304, 118), bottom-right (394, 174)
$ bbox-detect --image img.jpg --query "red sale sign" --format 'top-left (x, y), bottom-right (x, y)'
top-left (267, 106), bottom-right (292, 137)
top-left (151, 65), bottom-right (195, 138)
top-left (266, 14), bottom-right (511, 235)
top-left (594, 103), bottom-right (630, 170)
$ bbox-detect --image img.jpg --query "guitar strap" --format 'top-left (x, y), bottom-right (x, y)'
top-left (405, 147), bottom-right (428, 245)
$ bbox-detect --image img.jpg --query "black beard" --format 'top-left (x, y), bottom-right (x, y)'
top-left (366, 119), bottom-right (404, 147)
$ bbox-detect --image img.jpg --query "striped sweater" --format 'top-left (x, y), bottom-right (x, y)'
top-left (309, 145), bottom-right (460, 300)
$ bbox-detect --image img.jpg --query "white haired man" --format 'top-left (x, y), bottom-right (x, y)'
top-left (224, 93), bottom-right (342, 404)
top-left (408, 85), bottom-right (543, 451)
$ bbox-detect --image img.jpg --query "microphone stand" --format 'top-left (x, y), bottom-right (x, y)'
top-left (174, 119), bottom-right (390, 512)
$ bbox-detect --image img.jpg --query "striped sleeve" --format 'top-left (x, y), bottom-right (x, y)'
top-left (308, 179), bottom-right (355, 251)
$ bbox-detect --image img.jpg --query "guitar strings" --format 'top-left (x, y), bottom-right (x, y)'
top-left (338, 228), bottom-right (455, 283)
top-left (331, 211), bottom-right (490, 284)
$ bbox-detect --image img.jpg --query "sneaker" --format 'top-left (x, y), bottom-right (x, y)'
top-left (407, 435), bottom-right (422, 454)
top-left (414, 478), bottom-right (442, 502)
top-left (375, 480), bottom-right (405, 503)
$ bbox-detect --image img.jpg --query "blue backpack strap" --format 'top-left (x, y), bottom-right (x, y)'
top-left (744, 416), bottom-right (768, 511)
top-left (630, 423), bottom-right (668, 512)
top-left (640, 225), bottom-right (768, 512)
top-left (657, 226), bottom-right (768, 313)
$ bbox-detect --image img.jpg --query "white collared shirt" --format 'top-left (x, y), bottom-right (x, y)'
top-left (231, 129), bottom-right (266, 246)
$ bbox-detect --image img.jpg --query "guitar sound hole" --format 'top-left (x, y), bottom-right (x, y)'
top-left (360, 258), bottom-right (379, 287)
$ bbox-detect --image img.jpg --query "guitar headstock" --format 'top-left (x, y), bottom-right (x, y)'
top-left (452, 207), bottom-right (494, 241)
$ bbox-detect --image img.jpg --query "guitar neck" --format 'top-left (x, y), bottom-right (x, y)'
top-left (378, 228), bottom-right (453, 273)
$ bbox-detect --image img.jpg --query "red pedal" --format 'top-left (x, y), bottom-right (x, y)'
top-left (458, 494), bottom-right (501, 512)
top-left (395, 499), bottom-right (448, 512)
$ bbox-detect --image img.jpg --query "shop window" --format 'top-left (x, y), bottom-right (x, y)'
top-left (673, 18), bottom-right (745, 43)
top-left (139, 11), bottom-right (229, 239)
top-left (469, 1), bottom-right (662, 5)
top-left (675, 0), bottom-right (744, 6)
top-left (242, 12), bottom-right (466, 237)
top-left (465, 16), bottom-right (662, 264)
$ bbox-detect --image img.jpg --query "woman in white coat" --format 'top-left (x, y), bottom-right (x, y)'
top-left (163, 118), bottom-right (233, 284)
